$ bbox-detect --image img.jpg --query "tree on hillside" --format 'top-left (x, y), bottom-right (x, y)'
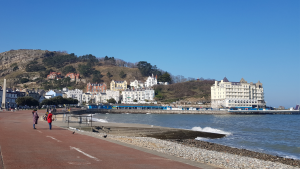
top-left (20, 78), bottom-right (29, 84)
top-left (78, 54), bottom-right (98, 66)
top-left (62, 65), bottom-right (76, 74)
top-left (158, 72), bottom-right (172, 83)
top-left (103, 56), bottom-right (116, 65)
top-left (42, 53), bottom-right (77, 68)
top-left (152, 65), bottom-right (162, 77)
top-left (78, 63), bottom-right (94, 77)
top-left (137, 61), bottom-right (153, 76)
top-left (92, 70), bottom-right (103, 83)
top-left (119, 70), bottom-right (126, 78)
top-left (106, 72), bottom-right (112, 79)
top-left (13, 66), bottom-right (19, 71)
top-left (25, 61), bottom-right (46, 72)
top-left (137, 61), bottom-right (163, 77)
top-left (63, 77), bottom-right (71, 86)
top-left (11, 63), bottom-right (19, 71)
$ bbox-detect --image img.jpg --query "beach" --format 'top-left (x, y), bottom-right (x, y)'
top-left (54, 114), bottom-right (300, 169)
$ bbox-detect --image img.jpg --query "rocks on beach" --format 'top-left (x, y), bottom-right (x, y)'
top-left (107, 136), bottom-right (300, 169)
top-left (75, 125), bottom-right (300, 169)
top-left (63, 120), bottom-right (300, 169)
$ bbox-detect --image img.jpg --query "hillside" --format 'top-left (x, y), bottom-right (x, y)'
top-left (0, 49), bottom-right (213, 103)
top-left (154, 80), bottom-right (213, 103)
top-left (0, 49), bottom-right (145, 92)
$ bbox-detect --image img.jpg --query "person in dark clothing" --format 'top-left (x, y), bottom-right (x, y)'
top-left (32, 109), bottom-right (39, 129)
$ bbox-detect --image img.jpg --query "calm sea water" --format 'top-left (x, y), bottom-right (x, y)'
top-left (93, 113), bottom-right (300, 159)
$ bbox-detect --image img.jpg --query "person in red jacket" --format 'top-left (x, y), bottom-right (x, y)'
top-left (47, 111), bottom-right (53, 130)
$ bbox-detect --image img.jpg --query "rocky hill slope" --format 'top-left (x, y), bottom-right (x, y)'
top-left (0, 49), bottom-right (66, 77)
top-left (0, 49), bottom-right (212, 104)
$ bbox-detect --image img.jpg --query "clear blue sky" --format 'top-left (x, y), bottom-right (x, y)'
top-left (0, 0), bottom-right (299, 108)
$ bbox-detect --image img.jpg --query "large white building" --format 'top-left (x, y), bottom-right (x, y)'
top-left (62, 88), bottom-right (83, 105)
top-left (211, 77), bottom-right (265, 108)
top-left (144, 74), bottom-right (157, 88)
top-left (122, 88), bottom-right (155, 104)
top-left (94, 90), bottom-right (120, 104)
top-left (82, 90), bottom-right (120, 104)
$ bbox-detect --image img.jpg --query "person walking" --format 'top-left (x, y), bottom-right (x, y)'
top-left (47, 111), bottom-right (53, 130)
top-left (32, 109), bottom-right (39, 129)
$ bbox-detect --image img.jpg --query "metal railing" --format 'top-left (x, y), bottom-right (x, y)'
top-left (67, 115), bottom-right (93, 131)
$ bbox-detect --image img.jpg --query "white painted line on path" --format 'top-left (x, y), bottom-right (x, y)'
top-left (70, 146), bottom-right (100, 161)
top-left (37, 130), bottom-right (42, 133)
top-left (46, 136), bottom-right (62, 142)
top-left (68, 161), bottom-right (91, 165)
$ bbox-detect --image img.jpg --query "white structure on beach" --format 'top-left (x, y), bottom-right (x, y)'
top-left (211, 77), bottom-right (265, 108)
top-left (144, 74), bottom-right (157, 88)
top-left (121, 88), bottom-right (155, 104)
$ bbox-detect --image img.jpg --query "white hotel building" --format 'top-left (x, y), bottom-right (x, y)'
top-left (211, 77), bottom-right (265, 108)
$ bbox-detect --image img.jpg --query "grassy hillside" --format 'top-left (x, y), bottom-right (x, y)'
top-left (154, 80), bottom-right (213, 103)
top-left (0, 49), bottom-right (213, 103)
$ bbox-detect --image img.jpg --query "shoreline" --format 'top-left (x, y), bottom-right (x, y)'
top-left (69, 129), bottom-right (300, 169)
top-left (53, 115), bottom-right (300, 169)
top-left (69, 108), bottom-right (300, 115)
top-left (109, 136), bottom-right (300, 169)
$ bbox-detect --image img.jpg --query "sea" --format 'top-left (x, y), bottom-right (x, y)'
top-left (92, 113), bottom-right (300, 160)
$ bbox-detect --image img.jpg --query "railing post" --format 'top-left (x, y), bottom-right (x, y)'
top-left (68, 116), bottom-right (69, 128)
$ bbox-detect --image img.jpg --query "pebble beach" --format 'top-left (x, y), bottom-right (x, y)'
top-left (107, 135), bottom-right (300, 169)
top-left (58, 115), bottom-right (300, 169)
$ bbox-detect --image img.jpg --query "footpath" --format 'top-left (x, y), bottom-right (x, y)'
top-left (0, 110), bottom-right (220, 169)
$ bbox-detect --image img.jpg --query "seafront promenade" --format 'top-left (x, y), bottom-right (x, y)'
top-left (0, 110), bottom-right (219, 169)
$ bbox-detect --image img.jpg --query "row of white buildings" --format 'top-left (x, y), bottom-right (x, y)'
top-left (61, 87), bottom-right (155, 105)
top-left (0, 74), bottom-right (163, 107)
top-left (62, 74), bottom-right (161, 104)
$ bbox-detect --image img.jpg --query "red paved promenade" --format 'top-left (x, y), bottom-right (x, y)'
top-left (0, 110), bottom-right (219, 169)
